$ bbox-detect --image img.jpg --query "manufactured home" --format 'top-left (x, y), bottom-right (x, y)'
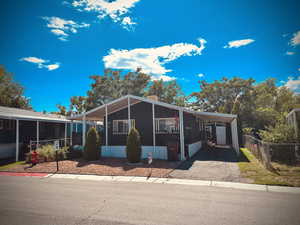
top-left (70, 95), bottom-right (239, 161)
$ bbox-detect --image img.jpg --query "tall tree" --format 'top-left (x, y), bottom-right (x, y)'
top-left (146, 80), bottom-right (186, 106)
top-left (85, 68), bottom-right (150, 110)
top-left (0, 65), bottom-right (31, 109)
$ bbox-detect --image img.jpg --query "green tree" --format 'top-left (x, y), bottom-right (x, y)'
top-left (84, 127), bottom-right (101, 161)
top-left (147, 80), bottom-right (186, 106)
top-left (0, 65), bottom-right (31, 109)
top-left (126, 127), bottom-right (142, 163)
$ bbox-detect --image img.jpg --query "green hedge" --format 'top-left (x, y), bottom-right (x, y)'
top-left (126, 127), bottom-right (142, 163)
top-left (84, 127), bottom-right (101, 161)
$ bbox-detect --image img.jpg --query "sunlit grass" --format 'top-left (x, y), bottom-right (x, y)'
top-left (238, 148), bottom-right (300, 187)
top-left (0, 161), bottom-right (26, 170)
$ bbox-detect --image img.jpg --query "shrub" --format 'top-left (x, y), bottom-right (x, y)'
top-left (258, 122), bottom-right (297, 143)
top-left (243, 127), bottom-right (254, 135)
top-left (84, 127), bottom-right (101, 161)
top-left (126, 127), bottom-right (142, 163)
top-left (25, 144), bottom-right (69, 163)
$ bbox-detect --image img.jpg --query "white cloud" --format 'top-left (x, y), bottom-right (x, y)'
top-left (285, 76), bottom-right (300, 93)
top-left (20, 57), bottom-right (47, 64)
top-left (103, 38), bottom-right (206, 75)
top-left (45, 63), bottom-right (60, 71)
top-left (286, 51), bottom-right (295, 55)
top-left (224, 39), bottom-right (255, 48)
top-left (121, 16), bottom-right (136, 30)
top-left (71, 0), bottom-right (140, 29)
top-left (290, 30), bottom-right (300, 46)
top-left (20, 57), bottom-right (60, 71)
top-left (42, 16), bottom-right (90, 41)
top-left (151, 75), bottom-right (176, 81)
top-left (197, 73), bottom-right (204, 78)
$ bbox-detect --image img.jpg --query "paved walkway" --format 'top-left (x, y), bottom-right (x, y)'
top-left (169, 146), bottom-right (245, 182)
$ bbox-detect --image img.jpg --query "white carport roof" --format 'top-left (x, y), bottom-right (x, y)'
top-left (69, 95), bottom-right (237, 123)
top-left (0, 106), bottom-right (70, 122)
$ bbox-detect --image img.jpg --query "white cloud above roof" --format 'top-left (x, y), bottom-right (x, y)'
top-left (290, 30), bottom-right (300, 46)
top-left (224, 39), bottom-right (255, 48)
top-left (20, 57), bottom-right (60, 71)
top-left (286, 51), bottom-right (295, 55)
top-left (42, 16), bottom-right (90, 41)
top-left (285, 76), bottom-right (300, 93)
top-left (197, 73), bottom-right (204, 78)
top-left (103, 38), bottom-right (206, 77)
top-left (71, 0), bottom-right (140, 29)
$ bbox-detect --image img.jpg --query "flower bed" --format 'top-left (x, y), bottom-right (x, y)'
top-left (1, 158), bottom-right (181, 178)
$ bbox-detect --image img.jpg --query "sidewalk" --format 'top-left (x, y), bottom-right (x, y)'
top-left (1, 171), bottom-right (300, 194)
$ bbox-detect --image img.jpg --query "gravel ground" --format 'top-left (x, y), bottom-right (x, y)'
top-left (1, 158), bottom-right (180, 178)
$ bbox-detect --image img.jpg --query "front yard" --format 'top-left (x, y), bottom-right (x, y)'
top-left (0, 158), bottom-right (180, 178)
top-left (238, 148), bottom-right (300, 187)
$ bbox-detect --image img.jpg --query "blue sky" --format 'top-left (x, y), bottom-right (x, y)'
top-left (1, 0), bottom-right (300, 112)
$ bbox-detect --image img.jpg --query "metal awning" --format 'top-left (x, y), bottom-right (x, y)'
top-left (0, 106), bottom-right (70, 122)
top-left (69, 95), bottom-right (236, 123)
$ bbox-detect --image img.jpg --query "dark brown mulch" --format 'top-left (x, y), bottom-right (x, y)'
top-left (2, 158), bottom-right (181, 178)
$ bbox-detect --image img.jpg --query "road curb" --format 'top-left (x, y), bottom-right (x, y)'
top-left (2, 172), bottom-right (300, 194)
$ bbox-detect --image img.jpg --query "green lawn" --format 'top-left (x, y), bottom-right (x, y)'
top-left (238, 148), bottom-right (300, 187)
top-left (0, 161), bottom-right (26, 170)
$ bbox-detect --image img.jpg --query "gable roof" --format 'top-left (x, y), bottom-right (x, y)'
top-left (69, 95), bottom-right (237, 123)
top-left (0, 106), bottom-right (69, 122)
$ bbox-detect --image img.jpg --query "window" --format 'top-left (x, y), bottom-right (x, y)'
top-left (0, 120), bottom-right (3, 130)
top-left (113, 119), bottom-right (135, 134)
top-left (155, 118), bottom-right (179, 134)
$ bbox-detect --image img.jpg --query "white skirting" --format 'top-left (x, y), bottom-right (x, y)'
top-left (101, 146), bottom-right (168, 160)
top-left (188, 141), bottom-right (202, 158)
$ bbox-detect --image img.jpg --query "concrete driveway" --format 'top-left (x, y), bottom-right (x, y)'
top-left (169, 146), bottom-right (244, 182)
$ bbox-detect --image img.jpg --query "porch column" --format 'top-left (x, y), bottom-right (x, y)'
top-left (231, 118), bottom-right (239, 155)
top-left (128, 96), bottom-right (131, 132)
top-left (70, 121), bottom-right (73, 146)
top-left (179, 110), bottom-right (185, 161)
top-left (82, 114), bottom-right (86, 146)
top-left (105, 104), bottom-right (108, 146)
top-left (64, 122), bottom-right (67, 147)
top-left (36, 121), bottom-right (39, 148)
top-left (15, 119), bottom-right (19, 162)
top-left (75, 122), bottom-right (78, 133)
top-left (152, 103), bottom-right (156, 153)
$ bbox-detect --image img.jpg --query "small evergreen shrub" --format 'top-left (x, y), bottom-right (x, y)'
top-left (84, 127), bottom-right (101, 161)
top-left (126, 127), bottom-right (142, 163)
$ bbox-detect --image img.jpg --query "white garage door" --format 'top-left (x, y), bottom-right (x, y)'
top-left (216, 126), bottom-right (226, 145)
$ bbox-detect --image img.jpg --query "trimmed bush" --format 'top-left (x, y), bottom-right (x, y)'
top-left (25, 145), bottom-right (69, 163)
top-left (126, 127), bottom-right (142, 163)
top-left (84, 127), bottom-right (101, 161)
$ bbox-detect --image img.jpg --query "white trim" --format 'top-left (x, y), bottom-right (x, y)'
top-left (70, 121), bottom-right (73, 146)
top-left (128, 96), bottom-right (131, 132)
top-left (64, 122), bottom-right (67, 147)
top-left (36, 121), bottom-right (39, 147)
top-left (152, 103), bottom-right (156, 153)
top-left (155, 117), bottom-right (179, 134)
top-left (16, 119), bottom-right (19, 162)
top-left (179, 110), bottom-right (185, 161)
top-left (105, 105), bottom-right (108, 146)
top-left (112, 119), bottom-right (135, 134)
top-left (231, 118), bottom-right (239, 155)
top-left (82, 114), bottom-right (86, 146)
top-left (69, 94), bottom-right (237, 122)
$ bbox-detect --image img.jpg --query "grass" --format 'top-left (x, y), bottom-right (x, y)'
top-left (238, 148), bottom-right (300, 187)
top-left (0, 161), bottom-right (26, 171)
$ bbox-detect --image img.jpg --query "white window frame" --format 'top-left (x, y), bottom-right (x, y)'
top-left (0, 120), bottom-right (3, 130)
top-left (155, 117), bottom-right (179, 134)
top-left (113, 119), bottom-right (135, 134)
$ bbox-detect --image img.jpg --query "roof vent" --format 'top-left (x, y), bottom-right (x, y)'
top-left (147, 95), bottom-right (159, 101)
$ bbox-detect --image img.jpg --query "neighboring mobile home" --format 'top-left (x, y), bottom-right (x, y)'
top-left (70, 95), bottom-right (239, 161)
top-left (0, 106), bottom-right (74, 161)
top-left (287, 108), bottom-right (300, 139)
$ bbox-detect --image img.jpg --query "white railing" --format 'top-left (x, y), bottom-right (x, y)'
top-left (29, 138), bottom-right (72, 151)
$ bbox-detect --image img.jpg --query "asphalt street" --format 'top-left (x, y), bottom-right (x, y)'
top-left (0, 176), bottom-right (299, 225)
